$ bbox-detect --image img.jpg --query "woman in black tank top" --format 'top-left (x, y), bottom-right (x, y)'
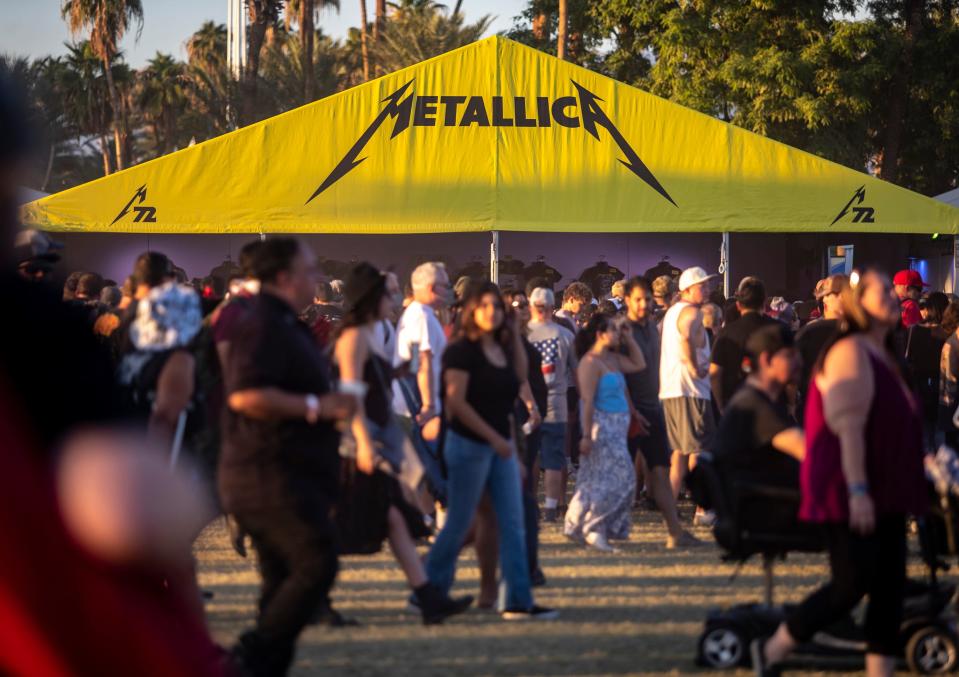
top-left (334, 262), bottom-right (473, 625)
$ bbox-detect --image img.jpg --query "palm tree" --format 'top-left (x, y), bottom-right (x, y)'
top-left (186, 21), bottom-right (226, 74)
top-left (244, 0), bottom-right (286, 122)
top-left (259, 30), bottom-right (345, 112)
top-left (367, 1), bottom-right (490, 76)
top-left (285, 0), bottom-right (341, 103)
top-left (359, 0), bottom-right (370, 81)
top-left (374, 0), bottom-right (386, 41)
top-left (557, 0), bottom-right (567, 60)
top-left (137, 52), bottom-right (187, 155)
top-left (61, 0), bottom-right (144, 171)
top-left (59, 41), bottom-right (115, 175)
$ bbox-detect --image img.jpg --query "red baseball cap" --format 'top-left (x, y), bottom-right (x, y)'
top-left (893, 269), bottom-right (928, 288)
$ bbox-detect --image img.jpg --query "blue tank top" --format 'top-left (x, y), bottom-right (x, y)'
top-left (595, 371), bottom-right (629, 413)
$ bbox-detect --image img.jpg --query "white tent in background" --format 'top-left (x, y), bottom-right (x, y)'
top-left (936, 187), bottom-right (959, 293)
top-left (936, 187), bottom-right (959, 209)
top-left (18, 187), bottom-right (49, 205)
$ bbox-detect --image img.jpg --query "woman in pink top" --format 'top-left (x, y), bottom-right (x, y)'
top-left (753, 270), bottom-right (926, 677)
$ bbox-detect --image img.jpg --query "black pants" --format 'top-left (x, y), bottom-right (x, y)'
top-left (234, 499), bottom-right (339, 677)
top-left (786, 514), bottom-right (907, 656)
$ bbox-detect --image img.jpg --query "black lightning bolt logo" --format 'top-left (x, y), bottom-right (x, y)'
top-left (306, 80), bottom-right (415, 204)
top-left (110, 184), bottom-right (156, 226)
top-left (571, 80), bottom-right (676, 207)
top-left (830, 185), bottom-right (867, 226)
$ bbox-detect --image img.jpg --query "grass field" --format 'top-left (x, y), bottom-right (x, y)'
top-left (196, 506), bottom-right (928, 676)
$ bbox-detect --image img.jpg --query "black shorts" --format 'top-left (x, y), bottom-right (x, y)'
top-left (627, 406), bottom-right (671, 470)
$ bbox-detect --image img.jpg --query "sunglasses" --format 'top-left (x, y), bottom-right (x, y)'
top-left (511, 300), bottom-right (530, 308)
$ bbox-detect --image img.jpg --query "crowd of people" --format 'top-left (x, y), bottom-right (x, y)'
top-left (0, 78), bottom-right (953, 677)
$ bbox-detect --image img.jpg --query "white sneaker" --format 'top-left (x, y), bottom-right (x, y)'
top-left (585, 532), bottom-right (618, 553)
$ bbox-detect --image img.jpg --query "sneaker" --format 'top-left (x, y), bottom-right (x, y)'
top-left (693, 509), bottom-right (717, 527)
top-left (417, 584), bottom-right (474, 625)
top-left (501, 604), bottom-right (560, 621)
top-left (585, 532), bottom-right (618, 553)
top-left (666, 531), bottom-right (706, 549)
top-left (750, 638), bottom-right (783, 677)
top-left (530, 568), bottom-right (547, 587)
top-left (543, 507), bottom-right (558, 523)
top-left (405, 593), bottom-right (421, 614)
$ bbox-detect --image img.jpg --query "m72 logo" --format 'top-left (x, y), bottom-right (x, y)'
top-left (830, 186), bottom-right (875, 226)
top-left (111, 184), bottom-right (158, 225)
top-left (306, 79), bottom-right (677, 207)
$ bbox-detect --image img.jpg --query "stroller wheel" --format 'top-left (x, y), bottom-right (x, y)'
top-left (698, 625), bottom-right (746, 669)
top-left (907, 626), bottom-right (959, 674)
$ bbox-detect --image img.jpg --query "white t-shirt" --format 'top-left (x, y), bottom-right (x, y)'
top-left (393, 301), bottom-right (446, 415)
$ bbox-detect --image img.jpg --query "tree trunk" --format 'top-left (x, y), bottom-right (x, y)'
top-left (99, 134), bottom-right (112, 176)
top-left (302, 0), bottom-right (315, 102)
top-left (374, 0), bottom-right (386, 41)
top-left (359, 0), bottom-right (370, 82)
top-left (152, 120), bottom-right (163, 155)
top-left (245, 5), bottom-right (271, 123)
top-left (557, 0), bottom-right (568, 60)
top-left (879, 0), bottom-right (924, 184)
top-left (101, 55), bottom-right (126, 171)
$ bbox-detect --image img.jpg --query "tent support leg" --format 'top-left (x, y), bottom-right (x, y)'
top-left (953, 235), bottom-right (958, 295)
top-left (721, 232), bottom-right (730, 299)
top-left (490, 230), bottom-right (499, 284)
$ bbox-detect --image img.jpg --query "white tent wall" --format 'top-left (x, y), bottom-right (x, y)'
top-left (52, 230), bottom-right (946, 300)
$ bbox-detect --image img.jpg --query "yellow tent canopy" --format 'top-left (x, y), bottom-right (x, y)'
top-left (21, 36), bottom-right (959, 235)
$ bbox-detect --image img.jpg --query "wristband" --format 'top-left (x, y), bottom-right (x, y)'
top-left (848, 482), bottom-right (869, 498)
top-left (304, 393), bottom-right (320, 425)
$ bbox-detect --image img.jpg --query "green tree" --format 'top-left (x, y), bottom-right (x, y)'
top-left (186, 20), bottom-right (227, 74)
top-left (61, 0), bottom-right (144, 171)
top-left (366, 0), bottom-right (492, 75)
top-left (244, 0), bottom-right (286, 122)
top-left (286, 0), bottom-right (341, 102)
top-left (259, 30), bottom-right (345, 112)
top-left (136, 52), bottom-right (187, 155)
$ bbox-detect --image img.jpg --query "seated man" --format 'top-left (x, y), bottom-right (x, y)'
top-left (711, 324), bottom-right (805, 531)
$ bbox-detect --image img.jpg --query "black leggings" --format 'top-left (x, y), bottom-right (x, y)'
top-left (234, 499), bottom-right (340, 677)
top-left (786, 514), bottom-right (907, 656)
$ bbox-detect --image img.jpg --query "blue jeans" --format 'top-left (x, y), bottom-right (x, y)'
top-left (426, 430), bottom-right (533, 610)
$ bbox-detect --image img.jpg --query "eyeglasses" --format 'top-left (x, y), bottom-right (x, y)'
top-left (511, 300), bottom-right (529, 308)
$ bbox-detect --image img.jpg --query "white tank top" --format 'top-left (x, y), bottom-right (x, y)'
top-left (659, 301), bottom-right (711, 400)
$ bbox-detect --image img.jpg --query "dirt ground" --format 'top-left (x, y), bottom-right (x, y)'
top-left (196, 506), bottom-right (928, 676)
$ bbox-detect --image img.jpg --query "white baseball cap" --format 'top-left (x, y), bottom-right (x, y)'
top-left (678, 266), bottom-right (718, 292)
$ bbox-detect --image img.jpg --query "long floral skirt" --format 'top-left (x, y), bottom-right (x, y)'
top-left (564, 410), bottom-right (636, 542)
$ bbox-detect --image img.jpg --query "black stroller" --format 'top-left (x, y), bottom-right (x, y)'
top-left (690, 451), bottom-right (959, 674)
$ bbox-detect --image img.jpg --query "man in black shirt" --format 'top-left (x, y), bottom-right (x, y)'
top-left (795, 274), bottom-right (846, 422)
top-left (623, 277), bottom-right (701, 549)
top-left (709, 276), bottom-right (778, 412)
top-left (712, 324), bottom-right (804, 534)
top-left (219, 238), bottom-right (357, 677)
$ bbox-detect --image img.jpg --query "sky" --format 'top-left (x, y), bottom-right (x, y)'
top-left (4, 0), bottom-right (523, 68)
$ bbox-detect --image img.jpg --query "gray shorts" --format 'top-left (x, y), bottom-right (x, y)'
top-left (662, 396), bottom-right (716, 455)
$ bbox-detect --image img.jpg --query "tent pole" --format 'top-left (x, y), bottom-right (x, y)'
top-left (490, 230), bottom-right (499, 284)
top-left (954, 235), bottom-right (958, 294)
top-left (721, 232), bottom-right (730, 299)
